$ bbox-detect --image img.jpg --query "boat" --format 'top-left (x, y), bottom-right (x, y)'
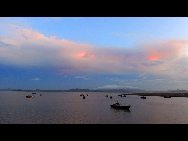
top-left (118, 94), bottom-right (126, 97)
top-left (80, 94), bottom-right (84, 96)
top-left (26, 95), bottom-right (35, 98)
top-left (32, 93), bottom-right (36, 94)
top-left (140, 96), bottom-right (146, 99)
top-left (40, 94), bottom-right (42, 96)
top-left (110, 101), bottom-right (131, 110)
top-left (105, 95), bottom-right (108, 97)
top-left (164, 95), bottom-right (171, 98)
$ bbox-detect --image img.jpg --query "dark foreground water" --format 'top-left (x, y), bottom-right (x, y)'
top-left (1, 91), bottom-right (188, 124)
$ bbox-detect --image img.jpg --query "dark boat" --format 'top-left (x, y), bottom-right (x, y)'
top-left (32, 93), bottom-right (36, 94)
top-left (26, 95), bottom-right (35, 98)
top-left (164, 95), bottom-right (171, 98)
top-left (118, 94), bottom-right (126, 97)
top-left (110, 101), bottom-right (131, 110)
top-left (140, 96), bottom-right (146, 99)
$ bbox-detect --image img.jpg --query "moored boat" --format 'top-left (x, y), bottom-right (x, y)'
top-left (164, 95), bottom-right (171, 98)
top-left (140, 96), bottom-right (146, 99)
top-left (110, 101), bottom-right (130, 110)
top-left (26, 95), bottom-right (35, 98)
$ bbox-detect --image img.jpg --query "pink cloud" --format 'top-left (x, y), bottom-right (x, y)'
top-left (74, 52), bottom-right (96, 58)
top-left (90, 55), bottom-right (95, 58)
top-left (74, 52), bottom-right (87, 58)
top-left (138, 39), bottom-right (188, 61)
top-left (1, 23), bottom-right (188, 78)
top-left (9, 24), bottom-right (47, 40)
top-left (104, 55), bottom-right (123, 62)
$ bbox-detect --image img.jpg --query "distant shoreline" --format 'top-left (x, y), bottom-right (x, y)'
top-left (126, 93), bottom-right (188, 97)
top-left (2, 89), bottom-right (188, 97)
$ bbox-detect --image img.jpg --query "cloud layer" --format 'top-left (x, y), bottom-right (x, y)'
top-left (1, 23), bottom-right (188, 79)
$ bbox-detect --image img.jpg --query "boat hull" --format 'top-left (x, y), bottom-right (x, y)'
top-left (164, 96), bottom-right (171, 98)
top-left (110, 105), bottom-right (130, 110)
top-left (26, 95), bottom-right (35, 98)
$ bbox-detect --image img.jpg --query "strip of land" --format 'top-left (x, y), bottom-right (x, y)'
top-left (126, 93), bottom-right (188, 97)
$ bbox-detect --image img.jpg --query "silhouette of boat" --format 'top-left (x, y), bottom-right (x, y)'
top-left (140, 96), bottom-right (146, 99)
top-left (164, 95), bottom-right (171, 98)
top-left (26, 95), bottom-right (35, 98)
top-left (110, 101), bottom-right (130, 110)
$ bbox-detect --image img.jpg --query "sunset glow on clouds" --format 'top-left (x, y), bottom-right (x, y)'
top-left (75, 52), bottom-right (87, 58)
top-left (1, 17), bottom-right (188, 90)
top-left (74, 52), bottom-right (95, 58)
top-left (1, 23), bottom-right (188, 76)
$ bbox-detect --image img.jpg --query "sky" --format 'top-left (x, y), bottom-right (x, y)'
top-left (1, 17), bottom-right (188, 91)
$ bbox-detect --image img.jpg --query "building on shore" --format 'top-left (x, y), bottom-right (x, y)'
top-left (167, 89), bottom-right (188, 93)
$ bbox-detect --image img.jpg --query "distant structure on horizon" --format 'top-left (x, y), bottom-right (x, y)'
top-left (3, 88), bottom-right (188, 93)
top-left (167, 89), bottom-right (188, 93)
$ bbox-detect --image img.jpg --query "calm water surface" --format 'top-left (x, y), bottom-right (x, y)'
top-left (1, 91), bottom-right (188, 124)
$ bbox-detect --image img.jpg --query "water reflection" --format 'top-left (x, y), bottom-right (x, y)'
top-left (110, 108), bottom-right (131, 113)
top-left (2, 92), bottom-right (188, 123)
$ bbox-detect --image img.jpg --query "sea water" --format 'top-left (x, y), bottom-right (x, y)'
top-left (1, 91), bottom-right (188, 124)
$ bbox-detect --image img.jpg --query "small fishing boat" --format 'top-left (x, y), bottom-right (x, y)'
top-left (26, 95), bottom-right (35, 98)
top-left (80, 94), bottom-right (84, 96)
top-left (118, 94), bottom-right (126, 97)
top-left (140, 96), bottom-right (146, 99)
top-left (164, 95), bottom-right (171, 98)
top-left (40, 94), bottom-right (42, 96)
top-left (110, 101), bottom-right (130, 110)
top-left (105, 95), bottom-right (108, 97)
top-left (32, 93), bottom-right (36, 94)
